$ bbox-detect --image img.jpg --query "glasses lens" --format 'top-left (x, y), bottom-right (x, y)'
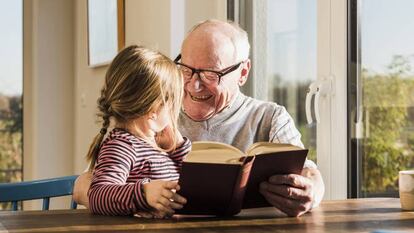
top-left (176, 63), bottom-right (220, 85)
top-left (200, 71), bottom-right (220, 83)
top-left (177, 65), bottom-right (192, 79)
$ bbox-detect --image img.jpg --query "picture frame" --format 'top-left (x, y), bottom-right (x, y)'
top-left (87, 0), bottom-right (125, 67)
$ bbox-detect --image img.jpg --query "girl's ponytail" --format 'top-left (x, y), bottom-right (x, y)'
top-left (86, 96), bottom-right (111, 171)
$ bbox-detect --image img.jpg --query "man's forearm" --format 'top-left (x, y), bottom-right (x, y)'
top-left (73, 171), bottom-right (93, 208)
top-left (302, 167), bottom-right (325, 207)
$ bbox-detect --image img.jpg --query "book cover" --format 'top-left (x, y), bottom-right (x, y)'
top-left (176, 142), bottom-right (308, 216)
top-left (242, 150), bottom-right (307, 209)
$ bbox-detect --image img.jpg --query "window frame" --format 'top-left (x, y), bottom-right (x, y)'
top-left (233, 0), bottom-right (348, 200)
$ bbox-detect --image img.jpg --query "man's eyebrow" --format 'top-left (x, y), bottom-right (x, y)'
top-left (180, 62), bottom-right (222, 71)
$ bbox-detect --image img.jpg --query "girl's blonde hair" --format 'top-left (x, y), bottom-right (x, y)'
top-left (86, 45), bottom-right (184, 171)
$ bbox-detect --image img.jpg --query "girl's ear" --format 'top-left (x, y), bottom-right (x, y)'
top-left (149, 112), bottom-right (157, 120)
top-left (147, 112), bottom-right (158, 134)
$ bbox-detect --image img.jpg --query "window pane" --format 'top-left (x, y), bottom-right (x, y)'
top-left (0, 0), bottom-right (23, 209)
top-left (265, 0), bottom-right (317, 162)
top-left (359, 0), bottom-right (414, 196)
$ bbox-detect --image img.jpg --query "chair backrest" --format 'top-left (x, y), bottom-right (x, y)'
top-left (0, 175), bottom-right (78, 211)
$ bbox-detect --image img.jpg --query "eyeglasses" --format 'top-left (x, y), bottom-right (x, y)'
top-left (174, 54), bottom-right (243, 85)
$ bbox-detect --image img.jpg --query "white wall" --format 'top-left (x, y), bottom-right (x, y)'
top-left (24, 0), bottom-right (74, 181)
top-left (23, 0), bottom-right (75, 209)
top-left (185, 0), bottom-right (226, 31)
top-left (73, 0), bottom-right (107, 173)
top-left (125, 0), bottom-right (172, 55)
top-left (23, 0), bottom-right (227, 196)
top-left (73, 0), bottom-right (227, 173)
top-left (125, 0), bottom-right (226, 58)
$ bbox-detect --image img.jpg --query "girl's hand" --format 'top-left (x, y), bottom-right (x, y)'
top-left (135, 211), bottom-right (155, 219)
top-left (142, 180), bottom-right (187, 218)
top-left (156, 125), bottom-right (184, 151)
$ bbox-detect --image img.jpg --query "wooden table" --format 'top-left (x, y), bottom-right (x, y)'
top-left (0, 198), bottom-right (413, 233)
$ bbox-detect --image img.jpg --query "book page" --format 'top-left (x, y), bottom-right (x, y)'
top-left (185, 141), bottom-right (245, 164)
top-left (246, 142), bottom-right (302, 156)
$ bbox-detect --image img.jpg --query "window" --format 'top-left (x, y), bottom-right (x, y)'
top-left (349, 0), bottom-right (414, 197)
top-left (239, 0), bottom-right (317, 162)
top-left (238, 0), bottom-right (348, 199)
top-left (0, 0), bottom-right (23, 208)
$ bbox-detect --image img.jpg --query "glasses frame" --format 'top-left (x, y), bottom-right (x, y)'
top-left (174, 54), bottom-right (243, 85)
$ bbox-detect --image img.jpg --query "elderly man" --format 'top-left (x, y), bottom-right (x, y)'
top-left (74, 19), bottom-right (324, 217)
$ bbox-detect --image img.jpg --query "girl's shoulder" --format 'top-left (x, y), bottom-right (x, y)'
top-left (97, 129), bottom-right (139, 163)
top-left (100, 128), bottom-right (161, 159)
top-left (104, 128), bottom-right (155, 150)
top-left (103, 128), bottom-right (138, 147)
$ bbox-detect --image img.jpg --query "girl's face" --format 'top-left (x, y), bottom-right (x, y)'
top-left (149, 105), bottom-right (170, 133)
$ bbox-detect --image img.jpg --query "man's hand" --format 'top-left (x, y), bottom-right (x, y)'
top-left (73, 171), bottom-right (93, 208)
top-left (259, 167), bottom-right (324, 217)
top-left (142, 180), bottom-right (187, 218)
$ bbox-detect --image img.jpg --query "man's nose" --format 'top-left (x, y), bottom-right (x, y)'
top-left (187, 72), bottom-right (203, 92)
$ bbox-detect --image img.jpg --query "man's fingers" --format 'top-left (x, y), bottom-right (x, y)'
top-left (260, 189), bottom-right (309, 217)
top-left (260, 182), bottom-right (312, 202)
top-left (268, 174), bottom-right (309, 188)
top-left (263, 195), bottom-right (297, 217)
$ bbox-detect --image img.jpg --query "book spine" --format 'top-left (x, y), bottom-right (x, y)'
top-left (225, 156), bottom-right (255, 215)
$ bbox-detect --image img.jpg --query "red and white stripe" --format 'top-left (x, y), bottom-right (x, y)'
top-left (89, 128), bottom-right (191, 216)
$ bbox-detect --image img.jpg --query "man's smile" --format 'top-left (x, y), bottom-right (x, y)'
top-left (189, 93), bottom-right (213, 102)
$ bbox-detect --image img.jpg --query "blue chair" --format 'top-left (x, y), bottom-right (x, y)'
top-left (0, 175), bottom-right (78, 211)
top-left (371, 230), bottom-right (401, 233)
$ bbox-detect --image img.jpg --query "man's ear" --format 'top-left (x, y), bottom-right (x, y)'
top-left (238, 59), bottom-right (251, 86)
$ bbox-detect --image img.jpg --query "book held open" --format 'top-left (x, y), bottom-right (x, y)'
top-left (176, 141), bottom-right (308, 216)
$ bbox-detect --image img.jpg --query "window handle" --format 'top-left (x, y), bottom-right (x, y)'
top-left (306, 77), bottom-right (333, 124)
top-left (306, 82), bottom-right (318, 124)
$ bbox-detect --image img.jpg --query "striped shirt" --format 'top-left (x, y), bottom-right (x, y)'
top-left (89, 128), bottom-right (191, 216)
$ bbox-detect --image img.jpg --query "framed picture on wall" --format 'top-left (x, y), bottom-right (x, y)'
top-left (87, 0), bottom-right (125, 67)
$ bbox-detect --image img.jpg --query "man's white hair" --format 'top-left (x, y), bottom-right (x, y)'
top-left (187, 19), bottom-right (250, 62)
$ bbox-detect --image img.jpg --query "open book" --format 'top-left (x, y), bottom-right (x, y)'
top-left (176, 141), bottom-right (308, 216)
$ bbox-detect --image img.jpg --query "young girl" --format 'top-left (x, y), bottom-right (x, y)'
top-left (86, 45), bottom-right (191, 218)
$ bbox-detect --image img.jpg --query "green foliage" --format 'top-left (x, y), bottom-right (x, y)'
top-left (0, 129), bottom-right (22, 182)
top-left (298, 124), bottom-right (317, 163)
top-left (0, 95), bottom-right (23, 210)
top-left (361, 55), bottom-right (414, 194)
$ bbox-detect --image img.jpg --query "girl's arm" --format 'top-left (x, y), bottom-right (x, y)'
top-left (168, 137), bottom-right (191, 162)
top-left (88, 141), bottom-right (151, 216)
top-left (156, 126), bottom-right (191, 163)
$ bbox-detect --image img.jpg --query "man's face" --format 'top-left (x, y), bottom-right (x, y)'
top-left (180, 33), bottom-right (246, 121)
